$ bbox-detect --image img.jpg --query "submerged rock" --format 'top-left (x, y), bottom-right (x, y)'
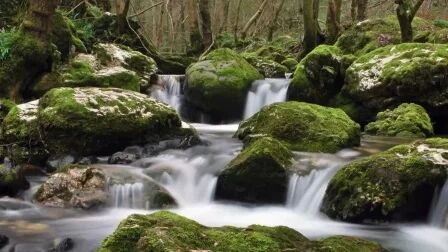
top-left (322, 138), bottom-right (448, 223)
top-left (287, 45), bottom-right (344, 104)
top-left (215, 137), bottom-right (293, 204)
top-left (35, 165), bottom-right (107, 209)
top-left (343, 43), bottom-right (448, 123)
top-left (99, 211), bottom-right (387, 252)
top-left (365, 103), bottom-right (434, 138)
top-left (185, 48), bottom-right (263, 121)
top-left (0, 234), bottom-right (8, 250)
top-left (236, 102), bottom-right (361, 153)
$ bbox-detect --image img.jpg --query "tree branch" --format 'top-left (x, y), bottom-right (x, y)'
top-left (129, 1), bottom-right (164, 18)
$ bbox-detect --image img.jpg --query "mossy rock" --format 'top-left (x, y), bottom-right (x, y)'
top-left (336, 16), bottom-right (433, 56)
top-left (99, 211), bottom-right (387, 252)
top-left (322, 138), bottom-right (448, 223)
top-left (427, 28), bottom-right (448, 44)
top-left (185, 48), bottom-right (263, 121)
top-left (0, 165), bottom-right (29, 197)
top-left (0, 31), bottom-right (53, 99)
top-left (236, 102), bottom-right (361, 153)
top-left (343, 43), bottom-right (448, 122)
top-left (0, 99), bottom-right (16, 122)
top-left (51, 10), bottom-right (86, 59)
top-left (281, 58), bottom-right (299, 72)
top-left (37, 87), bottom-right (182, 156)
top-left (0, 100), bottom-right (48, 166)
top-left (365, 103), bottom-right (434, 138)
top-left (287, 45), bottom-right (344, 104)
top-left (243, 53), bottom-right (289, 78)
top-left (215, 137), bottom-right (293, 204)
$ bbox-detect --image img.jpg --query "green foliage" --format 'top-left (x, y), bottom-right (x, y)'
top-left (0, 28), bottom-right (18, 60)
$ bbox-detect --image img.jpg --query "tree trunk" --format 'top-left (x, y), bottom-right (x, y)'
top-left (22, 0), bottom-right (58, 41)
top-left (351, 0), bottom-right (357, 22)
top-left (116, 0), bottom-right (131, 33)
top-left (188, 0), bottom-right (203, 54)
top-left (268, 0), bottom-right (286, 41)
top-left (395, 0), bottom-right (424, 42)
top-left (241, 0), bottom-right (269, 40)
top-left (326, 0), bottom-right (342, 43)
top-left (234, 0), bottom-right (242, 43)
top-left (357, 0), bottom-right (368, 21)
top-left (303, 0), bottom-right (319, 53)
top-left (219, 0), bottom-right (231, 33)
top-left (198, 0), bottom-right (213, 50)
top-left (157, 4), bottom-right (165, 47)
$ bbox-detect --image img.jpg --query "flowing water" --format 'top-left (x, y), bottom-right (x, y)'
top-left (150, 75), bottom-right (184, 113)
top-left (0, 77), bottom-right (447, 251)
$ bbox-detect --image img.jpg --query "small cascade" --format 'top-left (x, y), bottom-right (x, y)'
top-left (430, 180), bottom-right (448, 228)
top-left (243, 78), bottom-right (290, 119)
top-left (110, 183), bottom-right (145, 209)
top-left (151, 75), bottom-right (184, 113)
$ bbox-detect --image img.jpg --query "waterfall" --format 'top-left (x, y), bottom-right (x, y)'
top-left (110, 183), bottom-right (145, 209)
top-left (286, 163), bottom-right (342, 215)
top-left (430, 180), bottom-right (448, 228)
top-left (243, 78), bottom-right (291, 119)
top-left (151, 75), bottom-right (184, 113)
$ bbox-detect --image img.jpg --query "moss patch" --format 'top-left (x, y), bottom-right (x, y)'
top-left (236, 102), bottom-right (361, 153)
top-left (322, 138), bottom-right (448, 223)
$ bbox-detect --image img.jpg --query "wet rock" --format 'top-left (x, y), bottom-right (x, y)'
top-left (322, 138), bottom-right (448, 223)
top-left (49, 238), bottom-right (74, 252)
top-left (108, 152), bottom-right (137, 165)
top-left (215, 137), bottom-right (293, 204)
top-left (98, 211), bottom-right (387, 252)
top-left (46, 155), bottom-right (76, 173)
top-left (76, 156), bottom-right (98, 165)
top-left (185, 48), bottom-right (263, 121)
top-left (0, 166), bottom-right (30, 197)
top-left (0, 234), bottom-right (8, 249)
top-left (122, 146), bottom-right (144, 158)
top-left (236, 101), bottom-right (361, 153)
top-left (35, 165), bottom-right (107, 209)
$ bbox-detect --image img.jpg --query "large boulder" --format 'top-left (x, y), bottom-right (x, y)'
top-left (343, 43), bottom-right (448, 127)
top-left (35, 165), bottom-right (107, 209)
top-left (336, 16), bottom-right (433, 56)
top-left (99, 211), bottom-right (387, 252)
top-left (322, 138), bottom-right (448, 223)
top-left (0, 165), bottom-right (29, 197)
top-left (365, 103), bottom-right (434, 138)
top-left (185, 48), bottom-right (263, 121)
top-left (37, 87), bottom-right (182, 156)
top-left (287, 45), bottom-right (345, 104)
top-left (33, 44), bottom-right (157, 96)
top-left (215, 137), bottom-right (293, 204)
top-left (0, 100), bottom-right (48, 166)
top-left (236, 102), bottom-right (361, 153)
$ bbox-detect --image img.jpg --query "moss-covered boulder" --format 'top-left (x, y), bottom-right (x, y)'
top-left (343, 43), bottom-right (448, 122)
top-left (35, 165), bottom-right (107, 209)
top-left (99, 211), bottom-right (387, 252)
top-left (51, 10), bottom-right (86, 59)
top-left (37, 87), bottom-right (182, 156)
top-left (215, 137), bottom-right (293, 204)
top-left (322, 138), bottom-right (448, 223)
top-left (281, 58), bottom-right (299, 72)
top-left (365, 103), bottom-right (434, 138)
top-left (236, 102), bottom-right (361, 153)
top-left (243, 54), bottom-right (289, 78)
top-left (33, 44), bottom-right (157, 96)
top-left (0, 165), bottom-right (29, 197)
top-left (336, 16), bottom-right (433, 56)
top-left (185, 48), bottom-right (263, 121)
top-left (287, 45), bottom-right (344, 104)
top-left (0, 100), bottom-right (48, 166)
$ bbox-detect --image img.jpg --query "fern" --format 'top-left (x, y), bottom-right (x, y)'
top-left (0, 28), bottom-right (18, 61)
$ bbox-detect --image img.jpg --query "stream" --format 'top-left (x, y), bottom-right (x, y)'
top-left (0, 75), bottom-right (447, 252)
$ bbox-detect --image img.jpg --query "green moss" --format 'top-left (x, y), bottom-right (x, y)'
top-left (427, 28), bottom-right (448, 43)
top-left (215, 137), bottom-right (292, 204)
top-left (185, 48), bottom-right (263, 119)
top-left (0, 165), bottom-right (29, 197)
top-left (288, 45), bottom-right (344, 104)
top-left (365, 103), bottom-right (434, 138)
top-left (236, 102), bottom-right (361, 153)
top-left (343, 43), bottom-right (448, 115)
top-left (281, 58), bottom-right (299, 72)
top-left (242, 53), bottom-right (289, 78)
top-left (336, 16), bottom-right (433, 56)
top-left (99, 211), bottom-right (387, 252)
top-left (51, 10), bottom-right (86, 60)
top-left (319, 236), bottom-right (386, 252)
top-left (322, 138), bottom-right (448, 223)
top-left (37, 87), bottom-right (181, 156)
